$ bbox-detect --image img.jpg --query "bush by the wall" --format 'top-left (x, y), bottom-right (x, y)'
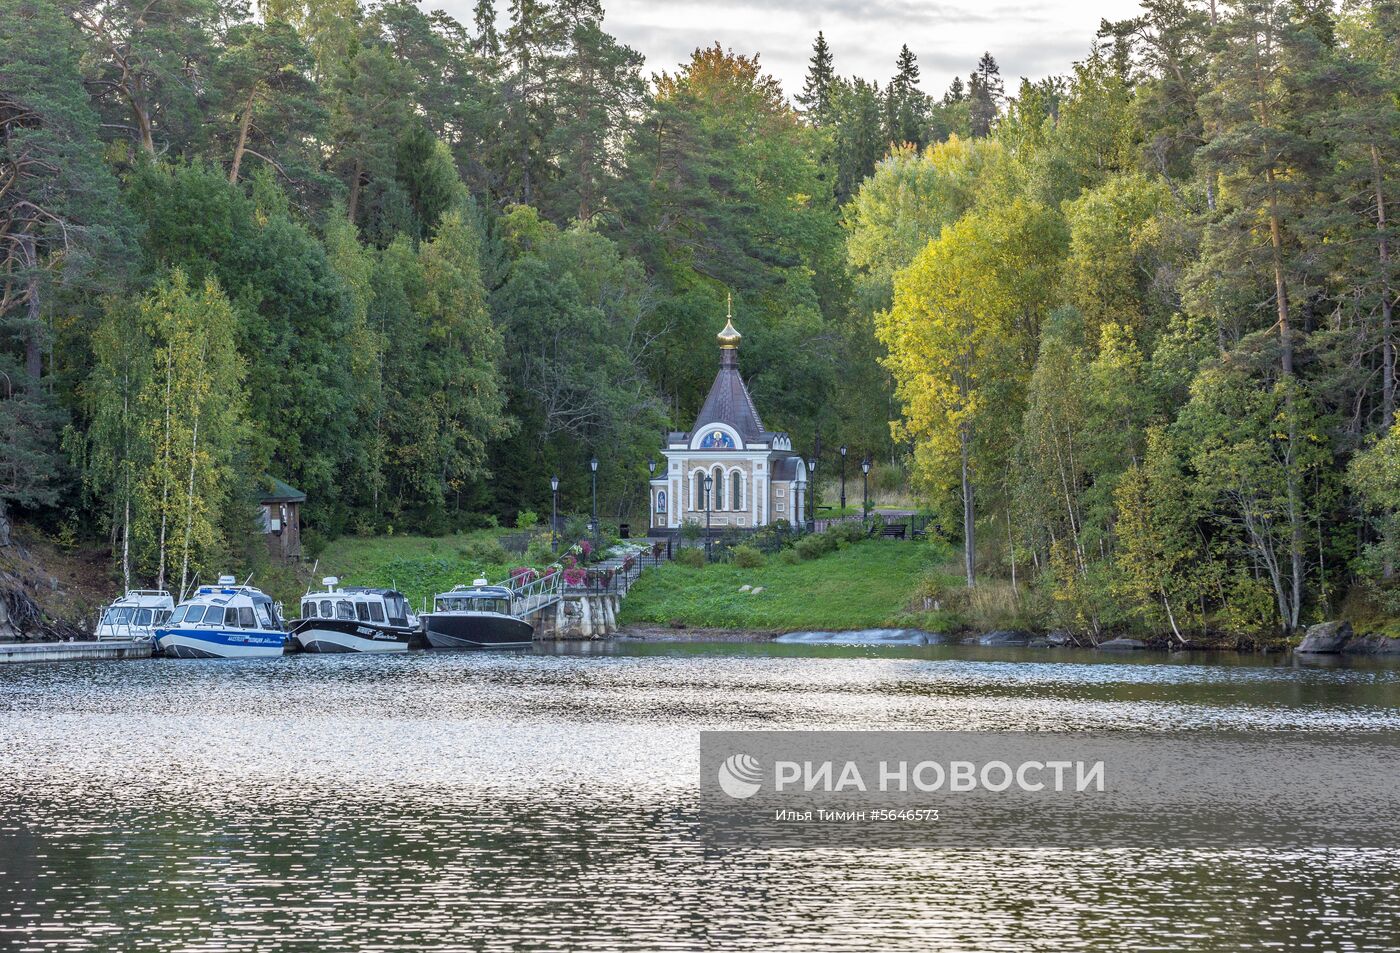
top-left (460, 538), bottom-right (509, 564)
top-left (731, 545), bottom-right (765, 569)
top-left (676, 547), bottom-right (706, 568)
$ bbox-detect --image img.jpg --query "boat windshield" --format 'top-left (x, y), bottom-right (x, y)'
top-left (102, 607), bottom-right (133, 626)
top-left (435, 595), bottom-right (510, 614)
top-left (384, 595), bottom-right (409, 625)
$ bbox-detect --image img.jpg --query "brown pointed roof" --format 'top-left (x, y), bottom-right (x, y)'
top-left (692, 362), bottom-right (766, 442)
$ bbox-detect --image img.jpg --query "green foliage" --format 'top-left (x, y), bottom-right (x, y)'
top-left (675, 547), bottom-right (706, 568)
top-left (9, 0), bottom-right (1400, 644)
top-left (459, 538), bottom-right (509, 564)
top-left (730, 545), bottom-right (765, 569)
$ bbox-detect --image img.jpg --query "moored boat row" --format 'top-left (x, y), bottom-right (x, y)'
top-left (94, 570), bottom-right (552, 659)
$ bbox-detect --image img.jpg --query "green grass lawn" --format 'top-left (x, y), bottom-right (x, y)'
top-left (295, 530), bottom-right (534, 612)
top-left (619, 539), bottom-right (955, 632)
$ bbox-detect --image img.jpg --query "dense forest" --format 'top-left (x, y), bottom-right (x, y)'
top-left (2, 0), bottom-right (1399, 636)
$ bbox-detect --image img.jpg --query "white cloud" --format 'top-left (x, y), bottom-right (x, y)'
top-left (431, 0), bottom-right (1145, 97)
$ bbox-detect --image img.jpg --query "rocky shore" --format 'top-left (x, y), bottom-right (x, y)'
top-left (1295, 621), bottom-right (1400, 655)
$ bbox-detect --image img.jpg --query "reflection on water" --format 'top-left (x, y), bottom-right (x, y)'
top-left (2, 642), bottom-right (1399, 951)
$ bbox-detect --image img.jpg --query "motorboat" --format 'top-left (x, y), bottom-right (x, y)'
top-left (421, 579), bottom-right (534, 648)
top-left (154, 576), bottom-right (287, 659)
top-left (94, 590), bottom-right (174, 642)
top-left (290, 577), bottom-right (419, 653)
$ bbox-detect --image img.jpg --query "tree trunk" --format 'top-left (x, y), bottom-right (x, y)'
top-left (155, 353), bottom-right (173, 592)
top-left (960, 426), bottom-right (975, 588)
top-left (1371, 144), bottom-right (1395, 430)
top-left (1162, 592), bottom-right (1186, 644)
top-left (0, 499), bottom-right (11, 548)
top-left (1266, 165), bottom-right (1304, 630)
top-left (347, 157), bottom-right (364, 223)
top-left (178, 415), bottom-right (200, 598)
top-left (17, 232), bottom-right (42, 384)
top-left (229, 88), bottom-right (258, 185)
top-left (1266, 169), bottom-right (1293, 376)
top-left (1006, 507), bottom-right (1017, 594)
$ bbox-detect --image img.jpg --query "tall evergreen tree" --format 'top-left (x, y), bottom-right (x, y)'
top-left (969, 51), bottom-right (1004, 136)
top-left (885, 44), bottom-right (926, 146)
top-left (1, 0), bottom-right (128, 529)
top-left (797, 31), bottom-right (836, 126)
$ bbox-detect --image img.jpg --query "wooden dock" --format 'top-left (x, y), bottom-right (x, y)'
top-left (0, 639), bottom-right (153, 665)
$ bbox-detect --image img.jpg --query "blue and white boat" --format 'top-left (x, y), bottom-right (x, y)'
top-left (155, 576), bottom-right (288, 659)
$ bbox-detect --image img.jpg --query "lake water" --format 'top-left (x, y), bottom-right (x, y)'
top-left (3, 640), bottom-right (1400, 952)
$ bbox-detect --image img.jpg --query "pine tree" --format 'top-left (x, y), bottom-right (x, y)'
top-left (1, 0), bottom-right (127, 529)
top-left (503, 0), bottom-right (566, 205)
top-left (548, 0), bottom-right (645, 221)
top-left (969, 51), bottom-right (1003, 135)
top-left (886, 44), bottom-right (926, 146)
top-left (830, 77), bottom-right (885, 201)
top-left (474, 0), bottom-right (501, 56)
top-left (797, 31), bottom-right (835, 126)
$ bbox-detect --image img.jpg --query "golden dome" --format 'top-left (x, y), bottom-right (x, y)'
top-left (718, 292), bottom-right (741, 348)
top-left (717, 318), bottom-right (742, 348)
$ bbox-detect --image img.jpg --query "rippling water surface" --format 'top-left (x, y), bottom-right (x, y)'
top-left (3, 641), bottom-right (1400, 951)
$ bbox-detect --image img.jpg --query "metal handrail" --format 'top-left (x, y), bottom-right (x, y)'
top-left (497, 568), bottom-right (564, 618)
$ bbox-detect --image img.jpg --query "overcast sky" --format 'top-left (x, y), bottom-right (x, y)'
top-left (435, 0), bottom-right (1147, 98)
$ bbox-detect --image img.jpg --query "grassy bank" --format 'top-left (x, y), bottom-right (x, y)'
top-left (276, 530), bottom-right (532, 611)
top-left (618, 539), bottom-right (955, 632)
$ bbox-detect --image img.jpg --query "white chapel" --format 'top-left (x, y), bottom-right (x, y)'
top-left (649, 304), bottom-right (807, 533)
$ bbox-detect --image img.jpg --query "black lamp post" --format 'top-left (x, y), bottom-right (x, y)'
top-left (839, 444), bottom-right (848, 512)
top-left (806, 457), bottom-right (817, 531)
top-left (647, 459), bottom-right (656, 529)
top-left (703, 473), bottom-right (714, 561)
top-left (550, 473), bottom-right (560, 549)
top-left (861, 456), bottom-right (871, 521)
top-left (589, 455), bottom-right (599, 538)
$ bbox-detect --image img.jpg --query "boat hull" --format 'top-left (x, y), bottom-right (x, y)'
top-left (156, 628), bottom-right (286, 659)
top-left (422, 613), bottom-right (533, 648)
top-left (291, 619), bottom-right (415, 653)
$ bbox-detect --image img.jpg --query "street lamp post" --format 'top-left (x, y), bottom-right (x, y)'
top-left (647, 459), bottom-right (656, 531)
top-left (589, 456), bottom-right (599, 539)
top-left (550, 474), bottom-right (560, 551)
top-left (839, 444), bottom-right (848, 513)
top-left (806, 457), bottom-right (817, 532)
top-left (703, 473), bottom-right (714, 561)
top-left (861, 456), bottom-right (871, 521)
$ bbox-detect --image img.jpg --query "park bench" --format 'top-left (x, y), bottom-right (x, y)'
top-left (880, 522), bottom-right (908, 539)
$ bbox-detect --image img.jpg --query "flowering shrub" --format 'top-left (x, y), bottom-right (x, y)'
top-left (563, 554), bottom-right (577, 569)
top-left (509, 566), bottom-right (538, 583)
top-left (563, 567), bottom-right (587, 586)
top-left (580, 539), bottom-right (594, 559)
top-left (622, 555), bottom-right (636, 573)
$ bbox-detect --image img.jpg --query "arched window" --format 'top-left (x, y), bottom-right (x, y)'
top-left (730, 470), bottom-right (743, 511)
top-left (693, 472), bottom-right (705, 511)
top-left (712, 467), bottom-right (724, 510)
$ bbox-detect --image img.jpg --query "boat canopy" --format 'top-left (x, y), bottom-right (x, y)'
top-left (166, 584), bottom-right (284, 632)
top-left (432, 584), bottom-right (513, 615)
top-left (299, 584), bottom-right (411, 626)
top-left (97, 590), bottom-right (174, 632)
